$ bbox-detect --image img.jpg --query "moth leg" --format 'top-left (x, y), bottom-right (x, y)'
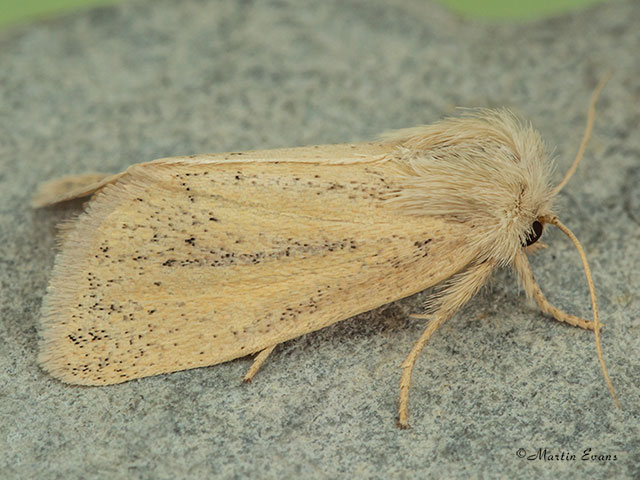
top-left (525, 241), bottom-right (548, 254)
top-left (243, 345), bottom-right (277, 383)
top-left (398, 312), bottom-right (453, 429)
top-left (398, 260), bottom-right (496, 429)
top-left (513, 251), bottom-right (598, 331)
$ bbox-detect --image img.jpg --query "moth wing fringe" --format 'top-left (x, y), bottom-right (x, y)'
top-left (37, 169), bottom-right (170, 384)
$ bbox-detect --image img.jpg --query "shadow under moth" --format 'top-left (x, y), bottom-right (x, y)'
top-left (33, 79), bottom-right (618, 428)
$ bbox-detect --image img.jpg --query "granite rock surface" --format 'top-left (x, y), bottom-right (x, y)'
top-left (1, 0), bottom-right (638, 478)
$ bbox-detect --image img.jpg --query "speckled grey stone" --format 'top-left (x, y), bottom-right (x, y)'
top-left (1, 0), bottom-right (638, 478)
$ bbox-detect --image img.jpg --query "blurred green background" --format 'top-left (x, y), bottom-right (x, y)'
top-left (0, 0), bottom-right (609, 29)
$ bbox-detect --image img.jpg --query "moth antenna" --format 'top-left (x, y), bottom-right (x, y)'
top-left (545, 216), bottom-right (621, 409)
top-left (552, 72), bottom-right (611, 195)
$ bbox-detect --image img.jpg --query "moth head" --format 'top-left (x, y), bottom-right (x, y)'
top-left (388, 109), bottom-right (557, 266)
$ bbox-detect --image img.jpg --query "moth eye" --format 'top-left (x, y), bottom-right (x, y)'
top-left (524, 220), bottom-right (543, 246)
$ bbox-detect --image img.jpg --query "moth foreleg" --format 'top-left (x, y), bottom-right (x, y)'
top-left (513, 251), bottom-right (599, 331)
top-left (243, 345), bottom-right (277, 383)
top-left (525, 241), bottom-right (548, 254)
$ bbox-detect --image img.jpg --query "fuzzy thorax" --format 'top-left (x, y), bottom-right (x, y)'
top-left (385, 109), bottom-right (556, 266)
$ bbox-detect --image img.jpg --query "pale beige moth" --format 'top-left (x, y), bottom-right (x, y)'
top-left (34, 80), bottom-right (618, 428)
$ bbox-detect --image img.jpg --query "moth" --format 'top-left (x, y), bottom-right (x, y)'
top-left (34, 80), bottom-right (617, 428)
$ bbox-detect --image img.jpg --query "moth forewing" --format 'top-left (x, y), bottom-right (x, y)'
top-left (37, 148), bottom-right (479, 386)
